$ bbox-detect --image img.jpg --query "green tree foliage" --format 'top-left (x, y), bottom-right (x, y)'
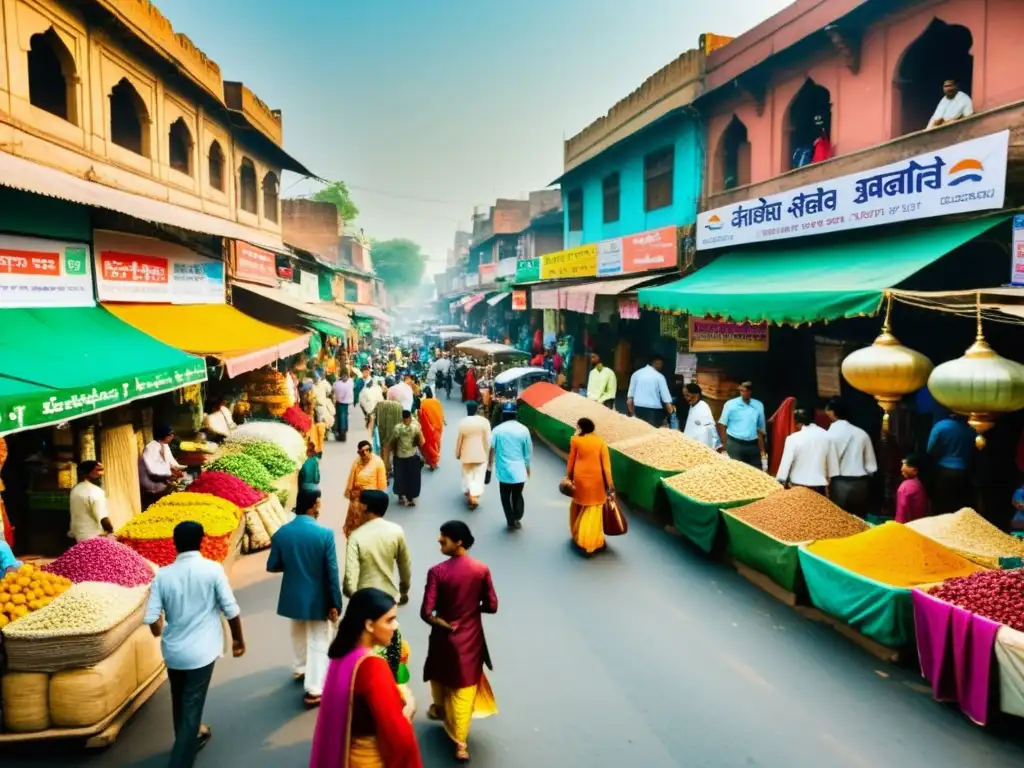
top-left (370, 238), bottom-right (427, 295)
top-left (312, 181), bottom-right (359, 223)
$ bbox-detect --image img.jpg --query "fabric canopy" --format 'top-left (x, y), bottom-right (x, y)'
top-left (637, 217), bottom-right (1005, 325)
top-left (487, 292), bottom-right (511, 307)
top-left (462, 293), bottom-right (487, 312)
top-left (104, 303), bottom-right (310, 378)
top-left (307, 318), bottom-right (350, 338)
top-left (0, 307), bottom-right (207, 436)
top-left (564, 275), bottom-right (664, 314)
top-left (233, 282), bottom-right (354, 329)
top-left (348, 303), bottom-right (391, 325)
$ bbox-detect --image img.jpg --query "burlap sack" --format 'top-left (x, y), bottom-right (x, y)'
top-left (49, 630), bottom-right (139, 728)
top-left (2, 671), bottom-right (50, 732)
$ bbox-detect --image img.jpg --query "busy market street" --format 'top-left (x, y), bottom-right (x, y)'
top-left (5, 399), bottom-right (1024, 767)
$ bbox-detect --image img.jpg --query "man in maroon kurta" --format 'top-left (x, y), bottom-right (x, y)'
top-left (421, 520), bottom-right (498, 761)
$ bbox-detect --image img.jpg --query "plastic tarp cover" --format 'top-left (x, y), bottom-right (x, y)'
top-left (637, 217), bottom-right (1004, 325)
top-left (798, 547), bottom-right (915, 648)
top-left (996, 627), bottom-right (1024, 718)
top-left (722, 512), bottom-right (803, 593)
top-left (661, 482), bottom-right (759, 554)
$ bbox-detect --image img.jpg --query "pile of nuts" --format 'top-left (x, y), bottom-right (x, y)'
top-left (728, 487), bottom-right (869, 543)
top-left (611, 429), bottom-right (721, 472)
top-left (2, 582), bottom-right (147, 639)
top-left (665, 460), bottom-right (782, 504)
top-left (908, 508), bottom-right (1024, 562)
top-left (540, 394), bottom-right (655, 444)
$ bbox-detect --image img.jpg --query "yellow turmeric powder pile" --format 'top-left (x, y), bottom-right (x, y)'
top-left (806, 522), bottom-right (984, 588)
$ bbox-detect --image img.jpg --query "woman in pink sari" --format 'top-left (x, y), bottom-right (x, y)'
top-left (310, 588), bottom-right (422, 768)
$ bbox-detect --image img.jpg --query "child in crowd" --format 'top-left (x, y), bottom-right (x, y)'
top-left (895, 454), bottom-right (930, 523)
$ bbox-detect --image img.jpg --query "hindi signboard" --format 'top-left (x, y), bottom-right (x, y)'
top-left (541, 245), bottom-right (598, 280)
top-left (697, 131), bottom-right (1009, 250)
top-left (234, 242), bottom-right (277, 286)
top-left (688, 317), bottom-right (769, 352)
top-left (0, 235), bottom-right (94, 308)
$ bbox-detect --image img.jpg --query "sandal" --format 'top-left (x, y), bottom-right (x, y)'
top-left (426, 705), bottom-right (444, 721)
top-left (196, 725), bottom-right (212, 752)
top-left (304, 694), bottom-right (322, 708)
top-left (407, 500), bottom-right (417, 507)
top-left (455, 745), bottom-right (470, 762)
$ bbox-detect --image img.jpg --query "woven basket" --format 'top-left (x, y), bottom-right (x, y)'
top-left (3, 601), bottom-right (146, 674)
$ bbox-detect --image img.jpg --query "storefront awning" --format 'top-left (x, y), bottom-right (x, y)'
top-left (563, 275), bottom-right (665, 314)
top-left (346, 303), bottom-right (391, 325)
top-left (0, 307), bottom-right (207, 436)
top-left (462, 293), bottom-right (487, 312)
top-left (637, 218), bottom-right (1005, 325)
top-left (487, 292), bottom-right (511, 307)
top-left (103, 303), bottom-right (310, 378)
top-left (0, 151), bottom-right (284, 251)
top-left (531, 287), bottom-right (563, 310)
top-left (233, 282), bottom-right (354, 329)
top-left (307, 318), bottom-right (350, 338)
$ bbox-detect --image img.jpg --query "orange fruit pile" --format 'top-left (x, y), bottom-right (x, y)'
top-left (0, 563), bottom-right (72, 628)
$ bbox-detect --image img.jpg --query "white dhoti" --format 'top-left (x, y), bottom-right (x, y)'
top-left (461, 462), bottom-right (487, 497)
top-left (291, 619), bottom-right (335, 696)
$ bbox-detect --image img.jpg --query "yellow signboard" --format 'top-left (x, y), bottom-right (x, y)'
top-left (688, 316), bottom-right (769, 353)
top-left (540, 245), bottom-right (597, 281)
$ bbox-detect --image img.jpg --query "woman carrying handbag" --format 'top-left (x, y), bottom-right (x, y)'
top-left (563, 418), bottom-right (624, 555)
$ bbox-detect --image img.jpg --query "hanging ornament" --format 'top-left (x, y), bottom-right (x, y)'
top-left (928, 296), bottom-right (1024, 449)
top-left (841, 293), bottom-right (933, 431)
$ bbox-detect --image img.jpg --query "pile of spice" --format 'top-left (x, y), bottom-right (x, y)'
top-left (931, 570), bottom-right (1024, 631)
top-left (908, 508), bottom-right (1024, 566)
top-left (42, 538), bottom-right (155, 587)
top-left (518, 382), bottom-right (566, 409)
top-left (806, 522), bottom-right (984, 588)
top-left (728, 487), bottom-right (869, 543)
top-left (187, 471), bottom-right (265, 508)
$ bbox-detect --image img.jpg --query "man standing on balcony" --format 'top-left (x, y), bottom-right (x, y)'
top-left (928, 79), bottom-right (973, 129)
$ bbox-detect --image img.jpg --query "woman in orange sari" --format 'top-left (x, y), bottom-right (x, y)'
top-left (344, 441), bottom-right (388, 537)
top-left (566, 417), bottom-right (615, 555)
top-left (418, 389), bottom-right (445, 471)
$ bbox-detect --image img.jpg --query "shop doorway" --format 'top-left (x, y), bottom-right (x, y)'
top-left (893, 19), bottom-right (974, 136)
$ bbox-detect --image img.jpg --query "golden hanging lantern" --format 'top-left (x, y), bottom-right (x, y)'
top-left (841, 293), bottom-right (933, 431)
top-left (927, 296), bottom-right (1024, 449)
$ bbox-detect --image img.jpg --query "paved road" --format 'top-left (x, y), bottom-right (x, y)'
top-left (7, 397), bottom-right (1024, 767)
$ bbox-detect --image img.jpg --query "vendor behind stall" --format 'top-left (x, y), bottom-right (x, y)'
top-left (202, 397), bottom-right (236, 443)
top-left (140, 426), bottom-right (185, 510)
top-left (69, 460), bottom-right (113, 542)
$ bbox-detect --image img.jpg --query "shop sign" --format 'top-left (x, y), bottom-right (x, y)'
top-left (511, 290), bottom-right (527, 311)
top-left (465, 272), bottom-right (480, 289)
top-left (541, 244), bottom-right (597, 280)
top-left (598, 227), bottom-right (678, 276)
top-left (698, 131), bottom-right (1010, 250)
top-left (688, 316), bottom-right (769, 352)
top-left (498, 257), bottom-right (517, 279)
top-left (618, 297), bottom-right (640, 320)
top-left (597, 238), bottom-right (624, 277)
top-left (93, 231), bottom-right (224, 304)
top-left (480, 263), bottom-right (497, 285)
top-left (515, 257), bottom-right (541, 283)
top-left (234, 242), bottom-right (277, 286)
top-left (1012, 215), bottom-right (1024, 286)
top-left (0, 235), bottom-right (94, 308)
top-left (299, 269), bottom-right (320, 303)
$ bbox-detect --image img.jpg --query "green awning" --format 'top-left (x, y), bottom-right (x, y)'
top-left (307, 318), bottom-right (349, 338)
top-left (638, 217), bottom-right (1005, 325)
top-left (0, 307), bottom-right (208, 436)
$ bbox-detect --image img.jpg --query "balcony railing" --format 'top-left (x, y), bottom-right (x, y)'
top-left (704, 99), bottom-right (1024, 212)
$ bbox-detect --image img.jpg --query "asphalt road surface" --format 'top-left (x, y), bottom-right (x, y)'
top-left (6, 397), bottom-right (1024, 767)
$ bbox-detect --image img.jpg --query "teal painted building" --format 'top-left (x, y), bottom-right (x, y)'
top-left (560, 112), bottom-right (703, 248)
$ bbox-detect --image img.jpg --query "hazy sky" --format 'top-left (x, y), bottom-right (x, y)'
top-left (161, 0), bottom-right (792, 272)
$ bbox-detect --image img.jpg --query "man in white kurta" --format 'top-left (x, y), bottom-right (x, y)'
top-left (928, 79), bottom-right (973, 129)
top-left (682, 383), bottom-right (721, 450)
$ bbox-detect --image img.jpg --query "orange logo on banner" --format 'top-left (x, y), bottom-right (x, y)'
top-left (621, 226), bottom-right (678, 274)
top-left (101, 252), bottom-right (169, 283)
top-left (0, 248), bottom-right (60, 276)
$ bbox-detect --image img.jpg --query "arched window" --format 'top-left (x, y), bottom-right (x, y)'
top-left (894, 20), bottom-right (974, 136)
top-left (262, 172), bottom-right (280, 223)
top-left (785, 78), bottom-right (832, 169)
top-left (168, 118), bottom-right (193, 175)
top-left (715, 116), bottom-right (751, 192)
top-left (109, 78), bottom-right (150, 157)
top-left (239, 158), bottom-right (258, 214)
top-left (208, 140), bottom-right (225, 191)
top-left (27, 28), bottom-right (77, 124)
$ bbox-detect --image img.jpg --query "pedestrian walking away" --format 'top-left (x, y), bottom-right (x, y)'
top-left (144, 521), bottom-right (246, 767)
top-left (418, 388), bottom-right (445, 470)
top-left (298, 439), bottom-right (321, 493)
top-left (333, 369), bottom-right (354, 442)
top-left (456, 401), bottom-right (491, 510)
top-left (718, 381), bottom-right (768, 470)
top-left (266, 489), bottom-right (342, 707)
top-left (421, 521), bottom-right (499, 763)
top-left (825, 398), bottom-right (877, 517)
top-left (566, 417), bottom-right (617, 555)
top-left (310, 588), bottom-right (422, 768)
top-left (344, 441), bottom-right (388, 538)
top-left (391, 410), bottom-right (424, 506)
top-left (344, 489), bottom-right (412, 677)
top-left (356, 367), bottom-right (380, 428)
top-left (627, 354), bottom-right (674, 427)
top-left (371, 399), bottom-right (404, 478)
top-left (489, 402), bottom-right (533, 529)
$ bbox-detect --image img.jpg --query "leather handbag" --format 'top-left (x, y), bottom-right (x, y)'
top-left (600, 460), bottom-right (627, 536)
top-left (558, 476), bottom-right (575, 498)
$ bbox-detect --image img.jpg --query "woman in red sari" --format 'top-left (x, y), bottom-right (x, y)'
top-left (461, 366), bottom-right (479, 405)
top-left (418, 389), bottom-right (445, 471)
top-left (310, 588), bottom-right (422, 768)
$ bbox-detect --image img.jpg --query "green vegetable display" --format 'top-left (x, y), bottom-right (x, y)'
top-left (207, 453), bottom-right (275, 492)
top-left (241, 441), bottom-right (297, 479)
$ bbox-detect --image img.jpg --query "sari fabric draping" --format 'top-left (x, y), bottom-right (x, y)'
top-left (767, 396), bottom-right (796, 477)
top-left (418, 399), bottom-right (444, 469)
top-left (462, 369), bottom-right (479, 403)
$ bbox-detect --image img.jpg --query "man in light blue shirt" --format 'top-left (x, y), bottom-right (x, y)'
top-left (489, 403), bottom-right (533, 530)
top-left (146, 521), bottom-right (245, 766)
top-left (717, 381), bottom-right (767, 469)
top-left (927, 413), bottom-right (975, 514)
top-left (627, 355), bottom-right (675, 427)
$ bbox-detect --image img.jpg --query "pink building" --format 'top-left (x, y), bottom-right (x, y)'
top-left (701, 0), bottom-right (1024, 203)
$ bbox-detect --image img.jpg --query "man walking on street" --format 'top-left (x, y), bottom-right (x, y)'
top-left (586, 353), bottom-right (617, 410)
top-left (266, 489), bottom-right (342, 708)
top-left (489, 403), bottom-right (533, 530)
top-left (627, 355), bottom-right (674, 427)
top-left (332, 369), bottom-right (354, 442)
top-left (717, 381), bottom-right (767, 470)
top-left (145, 521), bottom-right (245, 767)
top-left (391, 410), bottom-right (424, 507)
top-left (456, 401), bottom-right (491, 510)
